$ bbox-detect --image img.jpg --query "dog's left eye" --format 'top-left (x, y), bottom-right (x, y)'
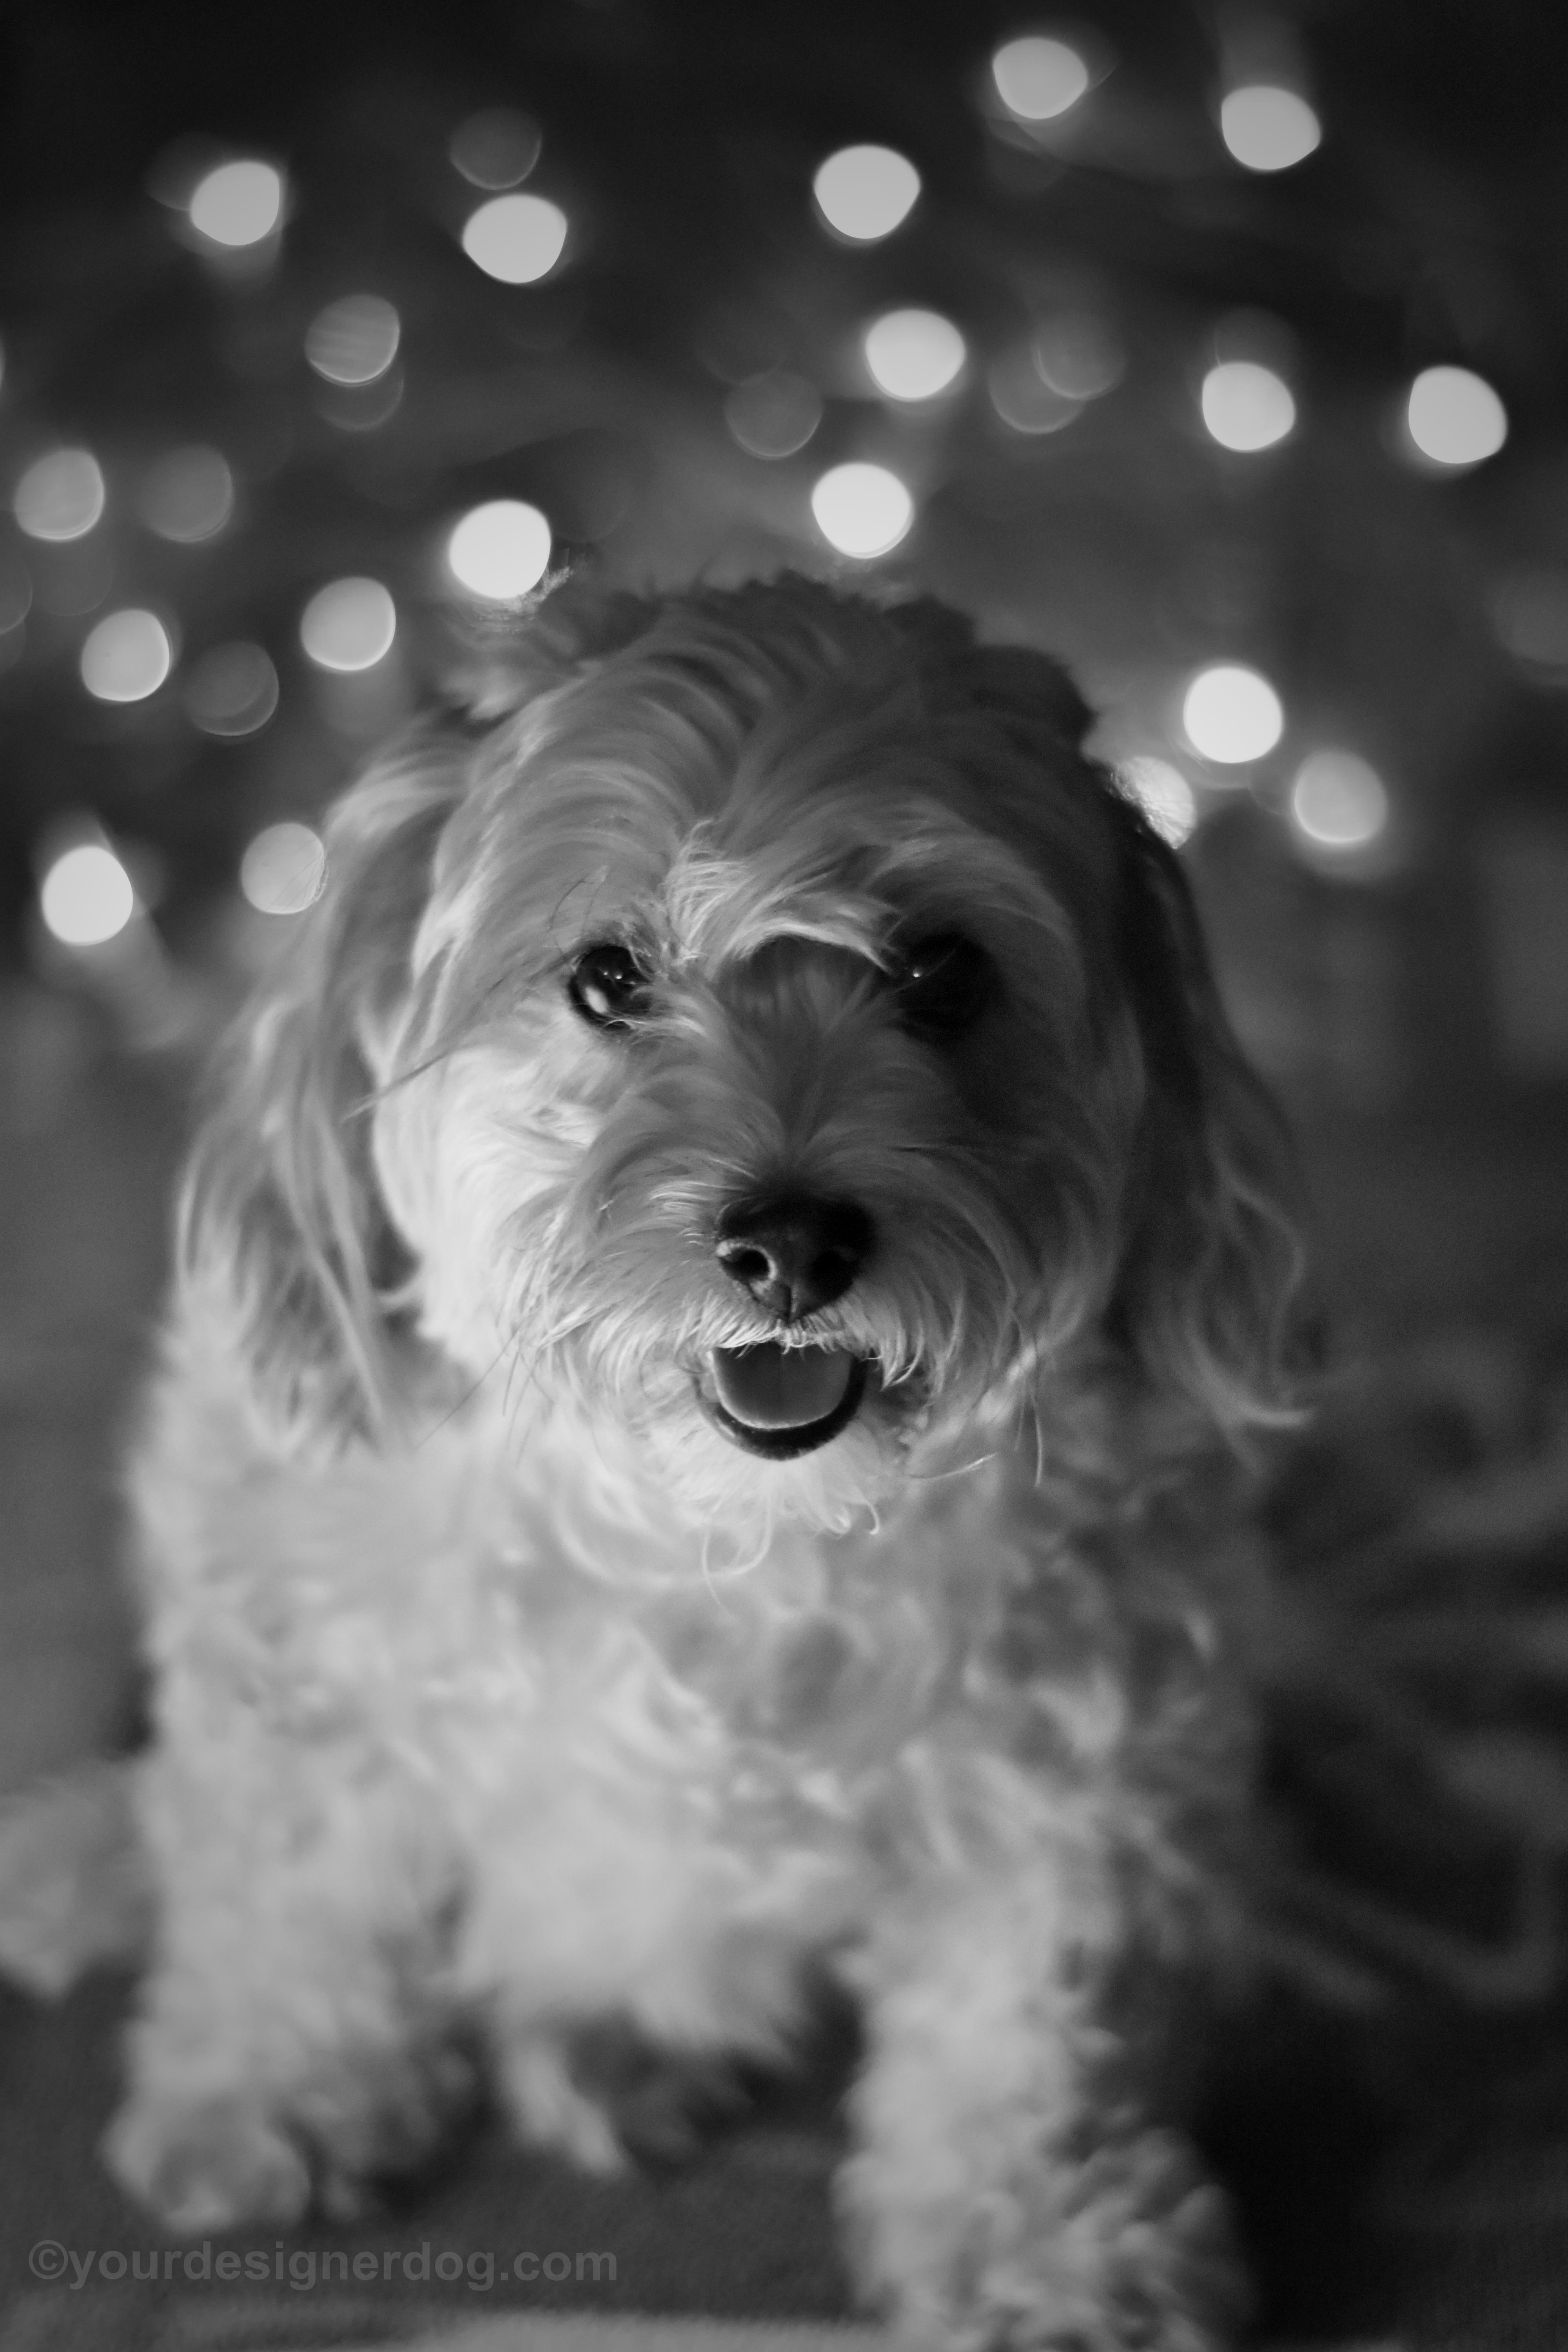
top-left (890, 932), bottom-right (995, 1039)
top-left (567, 942), bottom-right (653, 1030)
top-left (888, 931), bottom-right (1001, 1044)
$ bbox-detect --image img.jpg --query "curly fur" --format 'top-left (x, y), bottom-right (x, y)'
top-left (105, 574), bottom-right (1304, 2348)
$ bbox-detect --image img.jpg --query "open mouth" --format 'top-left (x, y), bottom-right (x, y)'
top-left (705, 1344), bottom-right (868, 1459)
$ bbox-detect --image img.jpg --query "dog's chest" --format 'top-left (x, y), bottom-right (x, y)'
top-left (171, 1384), bottom-right (1209, 1863)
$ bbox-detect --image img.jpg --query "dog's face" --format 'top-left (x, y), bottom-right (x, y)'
top-left (184, 579), bottom-right (1301, 1524)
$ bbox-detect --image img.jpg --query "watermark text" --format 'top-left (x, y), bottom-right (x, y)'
top-left (29, 2239), bottom-right (615, 2293)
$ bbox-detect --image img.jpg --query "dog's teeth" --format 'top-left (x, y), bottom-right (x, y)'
top-left (710, 1343), bottom-right (854, 1431)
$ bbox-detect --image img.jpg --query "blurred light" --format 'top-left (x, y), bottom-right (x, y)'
top-left (1182, 664), bottom-right (1283, 763)
top-left (0, 553), bottom-right (31, 633)
top-left (1405, 366), bottom-right (1507, 468)
top-left (862, 309), bottom-right (966, 401)
top-left (316, 373), bottom-right (403, 435)
top-left (14, 449), bottom-right (105, 542)
top-left (80, 610), bottom-right (173, 703)
top-left (1490, 568), bottom-right (1568, 673)
top-left (446, 501), bottom-right (552, 599)
top-left (40, 844), bottom-right (135, 946)
top-left (809, 463), bottom-right (913, 558)
top-left (1220, 86), bottom-right (1321, 171)
top-left (461, 194), bottom-right (568, 283)
top-left (449, 107), bottom-right (542, 190)
top-left (811, 146), bottom-right (920, 242)
top-left (184, 642), bottom-right (279, 737)
top-left (724, 370), bottom-right (822, 459)
top-left (991, 36), bottom-right (1090, 122)
top-left (305, 295), bottom-right (401, 386)
top-left (988, 348), bottom-right (1082, 435)
top-left (1289, 750), bottom-right (1389, 850)
top-left (1200, 360), bottom-right (1296, 451)
top-left (299, 578), bottom-right (396, 671)
top-left (695, 310), bottom-right (785, 384)
top-left (240, 822), bottom-right (326, 915)
top-left (1119, 756), bottom-right (1198, 846)
top-left (1033, 315), bottom-right (1123, 399)
top-left (138, 445), bottom-right (234, 541)
top-left (188, 160), bottom-right (283, 247)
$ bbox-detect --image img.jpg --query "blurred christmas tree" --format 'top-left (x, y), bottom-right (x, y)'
top-left (1, 0), bottom-right (1566, 1117)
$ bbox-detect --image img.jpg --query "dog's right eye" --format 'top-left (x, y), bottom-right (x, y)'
top-left (567, 943), bottom-right (653, 1031)
top-left (890, 932), bottom-right (995, 1040)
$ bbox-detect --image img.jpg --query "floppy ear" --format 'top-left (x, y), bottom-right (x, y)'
top-left (1100, 789), bottom-right (1309, 1442)
top-left (178, 731), bottom-right (468, 1448)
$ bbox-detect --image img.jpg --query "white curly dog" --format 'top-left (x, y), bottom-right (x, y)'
top-left (78, 577), bottom-right (1302, 2347)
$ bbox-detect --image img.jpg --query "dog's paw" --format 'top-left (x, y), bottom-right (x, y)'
top-left (305, 2041), bottom-right (481, 2205)
top-left (103, 2094), bottom-right (310, 2235)
top-left (568, 2023), bottom-right (752, 2169)
top-left (495, 2032), bottom-right (626, 2174)
top-left (843, 2126), bottom-right (1248, 2352)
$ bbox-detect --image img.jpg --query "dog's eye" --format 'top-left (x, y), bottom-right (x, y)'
top-left (891, 932), bottom-right (994, 1039)
top-left (567, 942), bottom-right (653, 1030)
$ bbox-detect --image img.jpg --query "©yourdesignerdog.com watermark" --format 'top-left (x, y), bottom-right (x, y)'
top-left (29, 2238), bottom-right (616, 2292)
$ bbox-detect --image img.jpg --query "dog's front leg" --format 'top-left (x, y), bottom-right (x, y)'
top-left (838, 1864), bottom-right (1245, 2352)
top-left (104, 1730), bottom-right (466, 2234)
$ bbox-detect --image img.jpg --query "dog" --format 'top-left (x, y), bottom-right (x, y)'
top-left (102, 573), bottom-right (1303, 2349)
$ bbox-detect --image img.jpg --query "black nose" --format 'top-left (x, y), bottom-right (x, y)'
top-left (715, 1194), bottom-right (874, 1323)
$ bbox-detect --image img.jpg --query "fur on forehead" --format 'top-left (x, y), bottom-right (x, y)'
top-left (410, 573), bottom-right (1118, 1048)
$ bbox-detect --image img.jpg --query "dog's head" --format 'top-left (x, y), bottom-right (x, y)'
top-left (183, 575), bottom-right (1303, 1523)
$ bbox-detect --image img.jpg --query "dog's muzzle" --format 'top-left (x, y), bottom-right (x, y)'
top-left (704, 1193), bottom-right (875, 1455)
top-left (705, 1344), bottom-right (868, 1458)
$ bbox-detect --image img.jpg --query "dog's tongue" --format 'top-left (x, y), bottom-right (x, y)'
top-left (711, 1344), bottom-right (855, 1431)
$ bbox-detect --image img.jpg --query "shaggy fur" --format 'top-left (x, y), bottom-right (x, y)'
top-left (105, 575), bottom-right (1303, 2349)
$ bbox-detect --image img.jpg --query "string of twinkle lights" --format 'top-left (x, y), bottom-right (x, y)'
top-left (0, 27), bottom-right (1524, 1003)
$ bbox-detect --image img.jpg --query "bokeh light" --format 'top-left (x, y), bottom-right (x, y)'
top-left (1289, 750), bottom-right (1390, 850)
top-left (184, 642), bottom-right (279, 737)
top-left (862, 309), bottom-right (966, 401)
top-left (449, 107), bottom-right (541, 190)
top-left (1200, 360), bottom-right (1296, 451)
top-left (299, 578), bottom-right (397, 671)
top-left (1033, 315), bottom-right (1123, 400)
top-left (0, 554), bottom-right (31, 634)
top-left (1120, 756), bottom-right (1199, 846)
top-left (80, 610), bottom-right (174, 703)
top-left (446, 501), bottom-right (553, 599)
top-left (138, 446), bottom-right (234, 541)
top-left (724, 371), bottom-right (822, 459)
top-left (14, 450), bottom-right (105, 542)
top-left (461, 194), bottom-right (568, 283)
top-left (988, 347), bottom-right (1082, 435)
top-left (1490, 568), bottom-right (1568, 674)
top-left (811, 147), bottom-right (920, 242)
top-left (40, 844), bottom-right (135, 946)
top-left (188, 160), bottom-right (283, 247)
top-left (240, 822), bottom-right (327, 915)
top-left (1405, 367), bottom-right (1508, 468)
top-left (991, 36), bottom-right (1090, 122)
top-left (1182, 664), bottom-right (1284, 763)
top-left (1220, 87), bottom-right (1322, 171)
top-left (809, 463), bottom-right (914, 558)
top-left (305, 295), bottom-right (401, 386)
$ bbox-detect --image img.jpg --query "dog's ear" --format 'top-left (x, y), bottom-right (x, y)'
top-left (1100, 790), bottom-right (1308, 1443)
top-left (178, 733), bottom-right (467, 1448)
